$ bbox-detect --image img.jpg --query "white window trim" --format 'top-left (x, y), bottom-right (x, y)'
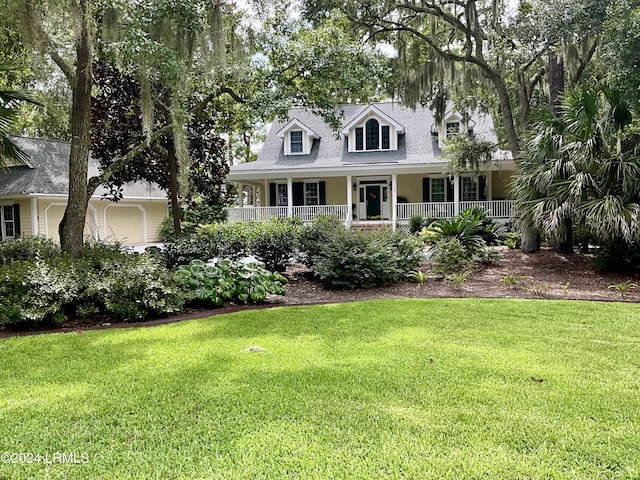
top-left (0, 204), bottom-right (16, 240)
top-left (289, 130), bottom-right (304, 154)
top-left (430, 177), bottom-right (447, 203)
top-left (274, 181), bottom-right (289, 206)
top-left (349, 115), bottom-right (397, 153)
top-left (461, 176), bottom-right (479, 201)
top-left (303, 180), bottom-right (319, 206)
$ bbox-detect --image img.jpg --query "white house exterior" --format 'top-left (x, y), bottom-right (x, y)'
top-left (226, 102), bottom-right (517, 229)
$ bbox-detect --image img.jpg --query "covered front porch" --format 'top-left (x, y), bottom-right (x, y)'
top-left (226, 169), bottom-right (515, 229)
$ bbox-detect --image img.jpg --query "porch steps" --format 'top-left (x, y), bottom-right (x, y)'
top-left (350, 223), bottom-right (394, 232)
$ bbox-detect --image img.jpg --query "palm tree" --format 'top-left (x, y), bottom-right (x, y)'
top-left (0, 63), bottom-right (41, 167)
top-left (511, 86), bottom-right (640, 254)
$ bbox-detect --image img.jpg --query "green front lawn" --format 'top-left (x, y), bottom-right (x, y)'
top-left (1, 299), bottom-right (639, 479)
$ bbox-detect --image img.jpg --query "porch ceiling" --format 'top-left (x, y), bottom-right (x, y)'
top-left (226, 160), bottom-right (517, 182)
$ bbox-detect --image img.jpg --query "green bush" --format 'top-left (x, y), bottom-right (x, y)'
top-left (421, 215), bottom-right (486, 257)
top-left (308, 228), bottom-right (424, 290)
top-left (409, 215), bottom-right (436, 235)
top-left (298, 215), bottom-right (344, 267)
top-left (0, 258), bottom-right (79, 325)
top-left (0, 247), bottom-right (187, 327)
top-left (178, 259), bottom-right (287, 306)
top-left (164, 219), bottom-right (303, 271)
top-left (161, 234), bottom-right (220, 269)
top-left (0, 236), bottom-right (60, 266)
top-left (250, 218), bottom-right (302, 272)
top-left (593, 243), bottom-right (640, 274)
top-left (430, 238), bottom-right (474, 275)
top-left (459, 207), bottom-right (508, 246)
top-left (82, 255), bottom-right (186, 321)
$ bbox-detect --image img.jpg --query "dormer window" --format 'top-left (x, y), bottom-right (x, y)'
top-left (342, 105), bottom-right (404, 153)
top-left (290, 130), bottom-right (303, 153)
top-left (277, 119), bottom-right (319, 156)
top-left (446, 121), bottom-right (460, 137)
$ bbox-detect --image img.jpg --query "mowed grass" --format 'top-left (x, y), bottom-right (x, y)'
top-left (1, 299), bottom-right (639, 479)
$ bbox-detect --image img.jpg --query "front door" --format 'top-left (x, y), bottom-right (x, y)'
top-left (366, 185), bottom-right (381, 220)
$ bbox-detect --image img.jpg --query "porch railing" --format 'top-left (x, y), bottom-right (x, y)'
top-left (226, 200), bottom-right (514, 224)
top-left (396, 202), bottom-right (455, 220)
top-left (226, 205), bottom-right (349, 223)
top-left (459, 200), bottom-right (514, 218)
top-left (226, 206), bottom-right (288, 222)
top-left (292, 205), bottom-right (350, 222)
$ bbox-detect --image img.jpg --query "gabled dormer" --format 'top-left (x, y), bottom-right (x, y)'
top-left (277, 119), bottom-right (320, 156)
top-left (439, 110), bottom-right (476, 141)
top-left (341, 105), bottom-right (405, 153)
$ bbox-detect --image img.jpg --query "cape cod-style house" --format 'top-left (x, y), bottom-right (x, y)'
top-left (226, 102), bottom-right (516, 229)
top-left (0, 136), bottom-right (168, 245)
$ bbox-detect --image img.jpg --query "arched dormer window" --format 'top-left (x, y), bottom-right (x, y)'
top-left (342, 105), bottom-right (404, 153)
top-left (365, 119), bottom-right (380, 150)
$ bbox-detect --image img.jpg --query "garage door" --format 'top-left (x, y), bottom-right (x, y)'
top-left (104, 205), bottom-right (145, 245)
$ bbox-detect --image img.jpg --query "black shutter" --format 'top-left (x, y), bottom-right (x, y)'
top-left (355, 127), bottom-right (363, 150)
top-left (422, 178), bottom-right (430, 203)
top-left (13, 204), bottom-right (20, 237)
top-left (479, 175), bottom-right (487, 201)
top-left (381, 126), bottom-right (390, 149)
top-left (269, 183), bottom-right (276, 206)
top-left (446, 178), bottom-right (454, 202)
top-left (293, 182), bottom-right (304, 206)
top-left (319, 181), bottom-right (326, 205)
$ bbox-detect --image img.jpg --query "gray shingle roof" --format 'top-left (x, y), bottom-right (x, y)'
top-left (229, 102), bottom-right (499, 177)
top-left (0, 136), bottom-right (165, 199)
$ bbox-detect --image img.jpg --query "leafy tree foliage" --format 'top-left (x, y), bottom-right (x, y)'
top-left (91, 61), bottom-right (230, 217)
top-left (0, 63), bottom-right (42, 166)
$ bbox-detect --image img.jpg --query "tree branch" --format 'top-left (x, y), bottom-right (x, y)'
top-left (570, 39), bottom-right (599, 86)
top-left (87, 85), bottom-right (245, 196)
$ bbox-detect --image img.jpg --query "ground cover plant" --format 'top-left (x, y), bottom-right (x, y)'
top-left (1, 299), bottom-right (639, 479)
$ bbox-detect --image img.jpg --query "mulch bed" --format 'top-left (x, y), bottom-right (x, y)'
top-left (2, 248), bottom-right (638, 338)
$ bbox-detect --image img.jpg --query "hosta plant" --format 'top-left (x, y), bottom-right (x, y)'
top-left (178, 259), bottom-right (287, 306)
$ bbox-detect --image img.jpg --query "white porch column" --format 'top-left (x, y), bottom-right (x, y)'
top-left (453, 175), bottom-right (460, 216)
top-left (346, 175), bottom-right (352, 227)
top-left (31, 197), bottom-right (38, 235)
top-left (238, 183), bottom-right (244, 207)
top-left (391, 173), bottom-right (397, 231)
top-left (264, 179), bottom-right (269, 207)
top-left (286, 177), bottom-right (293, 218)
top-left (486, 170), bottom-right (493, 201)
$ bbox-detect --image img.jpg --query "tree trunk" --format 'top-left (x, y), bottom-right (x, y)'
top-left (521, 225), bottom-right (540, 253)
top-left (555, 217), bottom-right (574, 254)
top-left (547, 53), bottom-right (565, 117)
top-left (167, 139), bottom-right (182, 236)
top-left (59, 0), bottom-right (92, 255)
top-left (489, 73), bottom-right (521, 160)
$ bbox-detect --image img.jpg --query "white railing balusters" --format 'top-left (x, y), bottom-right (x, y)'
top-left (225, 201), bottom-right (514, 224)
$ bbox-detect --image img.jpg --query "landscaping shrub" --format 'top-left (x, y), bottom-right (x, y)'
top-left (421, 215), bottom-right (486, 257)
top-left (0, 246), bottom-right (187, 327)
top-left (593, 243), bottom-right (640, 274)
top-left (178, 259), bottom-right (287, 306)
top-left (409, 215), bottom-right (436, 235)
top-left (308, 227), bottom-right (424, 289)
top-left (430, 238), bottom-right (473, 275)
top-left (0, 235), bottom-right (60, 266)
top-left (249, 217), bottom-right (302, 272)
top-left (82, 255), bottom-right (187, 321)
top-left (161, 234), bottom-right (219, 269)
top-left (0, 258), bottom-right (79, 325)
top-left (162, 218), bottom-right (302, 270)
top-left (298, 215), bottom-right (344, 267)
